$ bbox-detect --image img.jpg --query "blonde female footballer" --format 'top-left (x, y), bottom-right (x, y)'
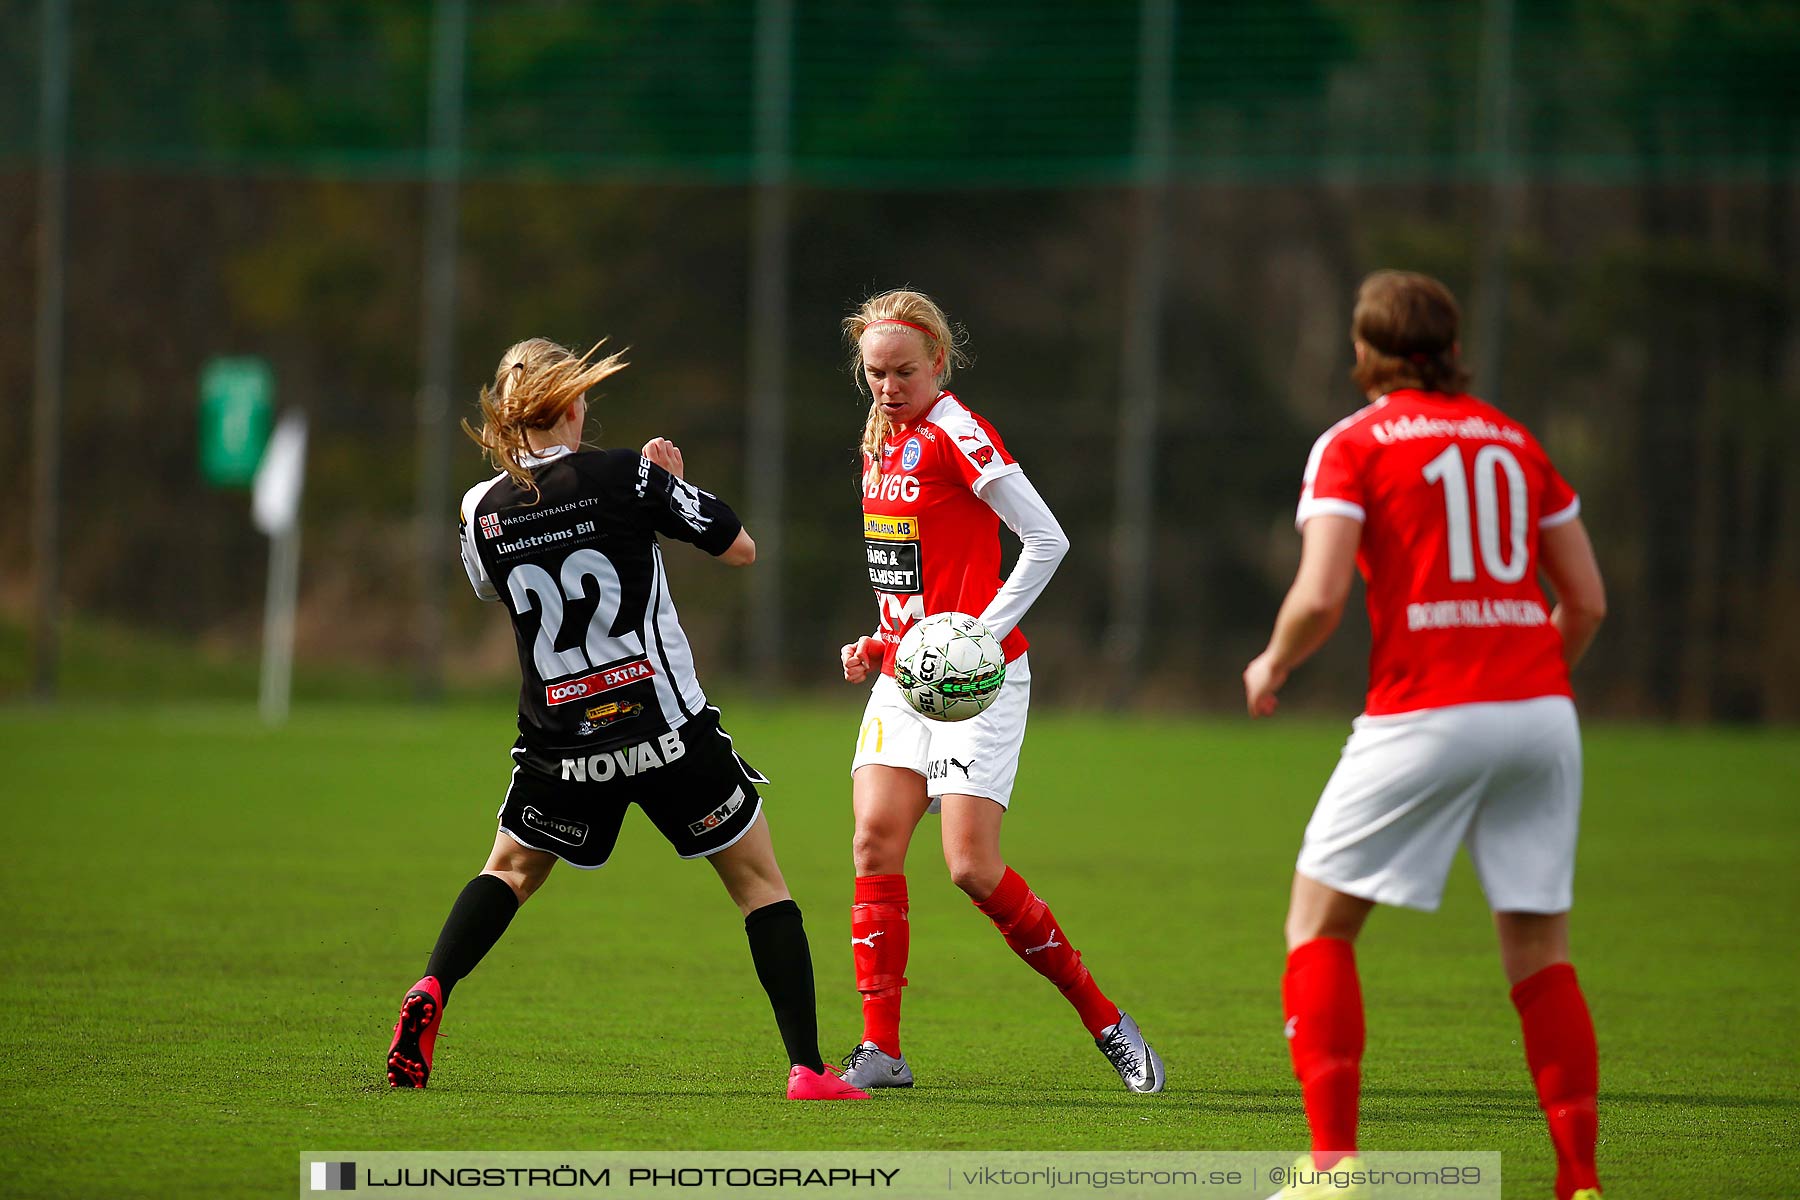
top-left (384, 338), bottom-right (865, 1101)
top-left (834, 289), bottom-right (1165, 1095)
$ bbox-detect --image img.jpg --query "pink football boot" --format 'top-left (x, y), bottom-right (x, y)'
top-left (386, 976), bottom-right (444, 1088)
top-left (786, 1064), bottom-right (870, 1100)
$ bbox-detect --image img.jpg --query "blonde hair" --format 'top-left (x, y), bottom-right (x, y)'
top-left (463, 337), bottom-right (628, 500)
top-left (843, 288), bottom-right (970, 485)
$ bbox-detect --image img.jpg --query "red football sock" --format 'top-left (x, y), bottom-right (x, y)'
top-left (851, 873), bottom-right (909, 1058)
top-left (1283, 937), bottom-right (1363, 1170)
top-left (1511, 962), bottom-right (1600, 1200)
top-left (974, 866), bottom-right (1120, 1037)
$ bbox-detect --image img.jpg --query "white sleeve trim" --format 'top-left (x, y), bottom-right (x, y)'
top-left (1294, 401), bottom-right (1385, 532)
top-left (974, 470), bottom-right (1068, 641)
top-left (925, 392), bottom-right (1023, 496)
top-left (459, 476), bottom-right (505, 601)
top-left (1539, 495), bottom-right (1582, 529)
top-left (1300, 399), bottom-right (1386, 490)
top-left (1295, 496), bottom-right (1366, 531)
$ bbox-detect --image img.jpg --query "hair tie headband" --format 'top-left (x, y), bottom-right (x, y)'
top-left (865, 318), bottom-right (935, 340)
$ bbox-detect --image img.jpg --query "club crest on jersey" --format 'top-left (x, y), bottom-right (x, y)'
top-left (899, 438), bottom-right (923, 472)
top-left (545, 659), bottom-right (657, 706)
top-left (479, 512), bottom-right (502, 539)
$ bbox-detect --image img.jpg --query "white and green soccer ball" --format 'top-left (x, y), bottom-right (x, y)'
top-left (893, 612), bottom-right (1007, 722)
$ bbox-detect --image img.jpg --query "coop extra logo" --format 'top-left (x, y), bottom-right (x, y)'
top-left (545, 660), bottom-right (657, 706)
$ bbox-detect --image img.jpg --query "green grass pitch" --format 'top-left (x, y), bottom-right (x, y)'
top-left (0, 700), bottom-right (1794, 1198)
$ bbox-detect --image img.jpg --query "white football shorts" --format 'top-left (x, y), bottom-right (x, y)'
top-left (850, 653), bottom-right (1032, 810)
top-left (1296, 695), bottom-right (1582, 913)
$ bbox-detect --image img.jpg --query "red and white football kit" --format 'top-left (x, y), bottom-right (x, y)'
top-left (850, 391), bottom-right (1066, 811)
top-left (846, 392), bottom-right (1133, 1066)
top-left (1298, 389), bottom-right (1580, 716)
top-left (859, 392), bottom-right (1029, 675)
top-left (1283, 389), bottom-right (1603, 1199)
top-left (1294, 389), bottom-right (1585, 913)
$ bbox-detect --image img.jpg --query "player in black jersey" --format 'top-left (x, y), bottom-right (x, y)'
top-left (384, 337), bottom-right (867, 1101)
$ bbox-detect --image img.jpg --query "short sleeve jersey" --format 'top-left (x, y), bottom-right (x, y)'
top-left (458, 447), bottom-right (743, 753)
top-left (1296, 389), bottom-right (1581, 715)
top-left (861, 392), bottom-right (1029, 675)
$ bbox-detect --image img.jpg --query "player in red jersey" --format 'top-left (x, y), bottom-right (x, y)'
top-left (1246, 272), bottom-right (1608, 1200)
top-left (834, 288), bottom-right (1165, 1094)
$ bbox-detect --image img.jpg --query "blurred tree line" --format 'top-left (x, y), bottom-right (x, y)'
top-left (1, 0), bottom-right (1795, 719)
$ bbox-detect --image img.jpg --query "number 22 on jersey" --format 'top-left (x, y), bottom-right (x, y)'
top-left (505, 548), bottom-right (644, 679)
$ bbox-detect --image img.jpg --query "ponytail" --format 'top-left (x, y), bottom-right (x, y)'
top-left (463, 338), bottom-right (628, 501)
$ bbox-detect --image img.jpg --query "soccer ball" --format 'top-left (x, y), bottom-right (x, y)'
top-left (893, 612), bottom-right (1007, 722)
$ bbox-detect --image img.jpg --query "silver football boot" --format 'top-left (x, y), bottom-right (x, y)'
top-left (840, 1041), bottom-right (915, 1089)
top-left (1096, 1012), bottom-right (1165, 1093)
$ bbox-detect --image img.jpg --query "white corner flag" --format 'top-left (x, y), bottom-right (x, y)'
top-left (253, 411), bottom-right (308, 536)
top-left (253, 412), bottom-right (308, 724)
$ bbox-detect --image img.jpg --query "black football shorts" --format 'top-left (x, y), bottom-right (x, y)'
top-left (496, 707), bottom-right (766, 868)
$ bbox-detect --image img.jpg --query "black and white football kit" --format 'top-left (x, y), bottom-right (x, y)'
top-left (459, 445), bottom-right (765, 867)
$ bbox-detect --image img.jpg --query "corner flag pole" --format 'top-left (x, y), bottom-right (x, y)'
top-left (254, 412), bottom-right (309, 726)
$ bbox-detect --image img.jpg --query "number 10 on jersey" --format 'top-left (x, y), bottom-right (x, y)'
top-left (1421, 443), bottom-right (1530, 585)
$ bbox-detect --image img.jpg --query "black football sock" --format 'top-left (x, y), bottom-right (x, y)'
top-left (744, 899), bottom-right (826, 1072)
top-left (423, 873), bottom-right (520, 1003)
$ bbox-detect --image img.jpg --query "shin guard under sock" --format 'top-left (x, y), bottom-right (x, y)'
top-left (1283, 937), bottom-right (1363, 1169)
top-left (852, 874), bottom-right (909, 1057)
top-left (745, 899), bottom-right (825, 1073)
top-left (424, 873), bottom-right (520, 1003)
top-left (1512, 962), bottom-right (1600, 1200)
top-left (974, 866), bottom-right (1120, 1037)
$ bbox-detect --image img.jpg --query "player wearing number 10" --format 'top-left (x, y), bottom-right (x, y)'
top-left (1245, 273), bottom-right (1608, 1200)
top-left (383, 338), bottom-right (865, 1101)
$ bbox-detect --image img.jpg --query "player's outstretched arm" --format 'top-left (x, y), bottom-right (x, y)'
top-left (641, 435), bottom-right (755, 566)
top-left (1244, 514), bottom-right (1361, 717)
top-left (1539, 516), bottom-right (1606, 667)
